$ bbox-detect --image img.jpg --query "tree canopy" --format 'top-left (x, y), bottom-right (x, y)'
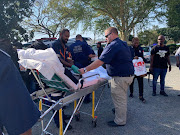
top-left (0, 0), bottom-right (34, 42)
top-left (167, 0), bottom-right (180, 28)
top-left (48, 0), bottom-right (167, 41)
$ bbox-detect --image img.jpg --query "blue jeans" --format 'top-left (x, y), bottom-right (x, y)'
top-left (152, 68), bottom-right (167, 93)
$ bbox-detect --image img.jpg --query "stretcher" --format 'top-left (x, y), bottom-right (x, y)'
top-left (17, 48), bottom-right (110, 135)
top-left (31, 69), bottom-right (108, 135)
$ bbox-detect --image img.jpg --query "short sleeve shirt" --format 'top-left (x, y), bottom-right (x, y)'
top-left (151, 45), bottom-right (170, 69)
top-left (0, 49), bottom-right (40, 135)
top-left (69, 40), bottom-right (92, 68)
top-left (52, 39), bottom-right (71, 61)
top-left (99, 38), bottom-right (134, 77)
top-left (175, 47), bottom-right (180, 56)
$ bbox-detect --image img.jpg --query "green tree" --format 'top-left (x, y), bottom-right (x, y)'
top-left (138, 26), bottom-right (159, 46)
top-left (50, 0), bottom-right (167, 41)
top-left (167, 0), bottom-right (180, 28)
top-left (0, 0), bottom-right (34, 42)
top-left (24, 0), bottom-right (75, 38)
top-left (157, 27), bottom-right (180, 43)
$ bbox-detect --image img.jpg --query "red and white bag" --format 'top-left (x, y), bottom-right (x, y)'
top-left (132, 57), bottom-right (147, 76)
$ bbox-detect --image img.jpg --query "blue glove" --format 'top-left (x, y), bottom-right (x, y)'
top-left (71, 65), bottom-right (80, 74)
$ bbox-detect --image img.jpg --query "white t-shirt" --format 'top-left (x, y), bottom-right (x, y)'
top-left (175, 47), bottom-right (180, 56)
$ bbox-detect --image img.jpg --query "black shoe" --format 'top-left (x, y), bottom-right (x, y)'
top-left (152, 92), bottom-right (156, 96)
top-left (112, 108), bottom-right (115, 114)
top-left (63, 114), bottom-right (71, 120)
top-left (107, 121), bottom-right (125, 127)
top-left (178, 94), bottom-right (180, 96)
top-left (139, 96), bottom-right (146, 103)
top-left (160, 91), bottom-right (168, 96)
top-left (129, 93), bottom-right (134, 98)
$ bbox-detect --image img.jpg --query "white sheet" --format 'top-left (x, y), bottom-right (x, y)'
top-left (17, 48), bottom-right (110, 90)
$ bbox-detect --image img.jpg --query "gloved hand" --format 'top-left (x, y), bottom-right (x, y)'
top-left (71, 65), bottom-right (80, 74)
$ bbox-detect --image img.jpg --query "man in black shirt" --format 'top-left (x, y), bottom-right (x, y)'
top-left (97, 42), bottom-right (103, 58)
top-left (150, 35), bottom-right (171, 96)
top-left (129, 37), bottom-right (146, 103)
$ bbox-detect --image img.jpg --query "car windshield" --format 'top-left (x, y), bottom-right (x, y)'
top-left (142, 47), bottom-right (149, 52)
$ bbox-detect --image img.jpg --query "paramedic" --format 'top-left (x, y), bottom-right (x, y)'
top-left (69, 34), bottom-right (96, 68)
top-left (52, 29), bottom-right (77, 130)
top-left (0, 44), bottom-right (40, 135)
top-left (150, 35), bottom-right (171, 96)
top-left (79, 27), bottom-right (134, 127)
top-left (129, 37), bottom-right (146, 103)
top-left (52, 28), bottom-right (79, 84)
top-left (69, 34), bottom-right (96, 103)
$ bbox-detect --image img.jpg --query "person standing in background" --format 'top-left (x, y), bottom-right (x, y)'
top-left (150, 35), bottom-right (171, 96)
top-left (97, 42), bottom-right (103, 58)
top-left (129, 37), bottom-right (146, 103)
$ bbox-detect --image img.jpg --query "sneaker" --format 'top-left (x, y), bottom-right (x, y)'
top-left (160, 91), bottom-right (168, 96)
top-left (129, 93), bottom-right (134, 98)
top-left (152, 92), bottom-right (156, 96)
top-left (107, 121), bottom-right (125, 127)
top-left (139, 96), bottom-right (146, 103)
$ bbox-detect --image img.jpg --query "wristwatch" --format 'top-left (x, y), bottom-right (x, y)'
top-left (84, 67), bottom-right (87, 73)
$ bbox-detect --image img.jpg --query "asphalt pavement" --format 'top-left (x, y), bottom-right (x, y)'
top-left (32, 56), bottom-right (180, 135)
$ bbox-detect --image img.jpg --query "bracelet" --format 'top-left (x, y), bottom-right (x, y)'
top-left (84, 68), bottom-right (87, 73)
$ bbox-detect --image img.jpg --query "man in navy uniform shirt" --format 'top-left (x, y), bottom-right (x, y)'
top-left (79, 27), bottom-right (134, 127)
top-left (0, 40), bottom-right (40, 135)
top-left (69, 34), bottom-right (95, 68)
top-left (52, 29), bottom-right (80, 130)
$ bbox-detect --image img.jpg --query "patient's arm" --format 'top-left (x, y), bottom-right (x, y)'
top-left (79, 59), bottom-right (104, 74)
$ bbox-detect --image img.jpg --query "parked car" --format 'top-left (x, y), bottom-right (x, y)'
top-left (142, 46), bottom-right (152, 62)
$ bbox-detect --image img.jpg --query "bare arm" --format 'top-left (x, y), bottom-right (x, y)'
top-left (88, 54), bottom-right (96, 58)
top-left (167, 56), bottom-right (171, 72)
top-left (79, 59), bottom-right (104, 74)
top-left (59, 58), bottom-right (73, 67)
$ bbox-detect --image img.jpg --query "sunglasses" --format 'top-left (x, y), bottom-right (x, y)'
top-left (105, 32), bottom-right (112, 38)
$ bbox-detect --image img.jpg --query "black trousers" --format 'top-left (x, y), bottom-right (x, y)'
top-left (130, 76), bottom-right (144, 97)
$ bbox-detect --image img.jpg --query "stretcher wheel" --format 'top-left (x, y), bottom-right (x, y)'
top-left (92, 118), bottom-right (97, 127)
top-left (75, 112), bottom-right (80, 121)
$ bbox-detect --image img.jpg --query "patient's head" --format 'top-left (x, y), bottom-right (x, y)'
top-left (59, 29), bottom-right (70, 44)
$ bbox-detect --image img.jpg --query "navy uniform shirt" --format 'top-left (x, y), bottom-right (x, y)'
top-left (99, 38), bottom-right (134, 77)
top-left (52, 39), bottom-right (71, 62)
top-left (69, 40), bottom-right (92, 68)
top-left (0, 49), bottom-right (40, 135)
top-left (130, 46), bottom-right (145, 61)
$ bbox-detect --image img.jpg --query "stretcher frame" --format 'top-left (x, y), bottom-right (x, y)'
top-left (30, 69), bottom-right (108, 135)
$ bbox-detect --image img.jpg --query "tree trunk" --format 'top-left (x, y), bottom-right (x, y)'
top-left (119, 30), bottom-right (128, 41)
